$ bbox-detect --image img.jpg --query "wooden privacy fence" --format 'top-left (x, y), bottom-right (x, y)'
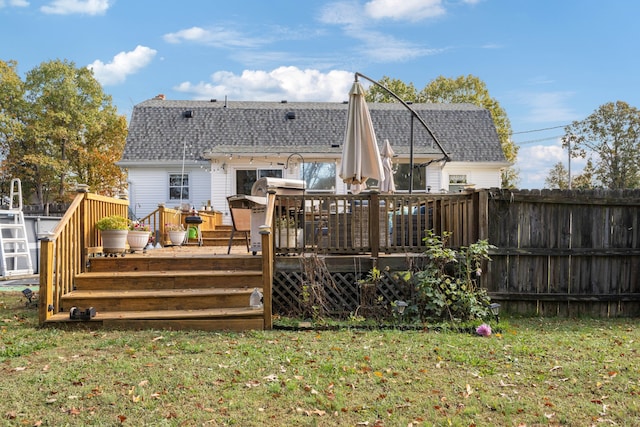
top-left (482, 189), bottom-right (640, 317)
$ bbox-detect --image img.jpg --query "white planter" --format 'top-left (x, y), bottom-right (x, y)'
top-left (168, 230), bottom-right (186, 246)
top-left (127, 230), bottom-right (150, 252)
top-left (276, 228), bottom-right (301, 248)
top-left (101, 229), bottom-right (128, 254)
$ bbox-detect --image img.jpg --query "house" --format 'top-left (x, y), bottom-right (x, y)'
top-left (119, 96), bottom-right (509, 223)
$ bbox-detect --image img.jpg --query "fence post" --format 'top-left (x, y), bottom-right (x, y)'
top-left (476, 190), bottom-right (489, 241)
top-left (38, 239), bottom-right (55, 324)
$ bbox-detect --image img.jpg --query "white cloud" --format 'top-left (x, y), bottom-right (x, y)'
top-left (174, 66), bottom-right (354, 102)
top-left (516, 139), bottom-right (586, 189)
top-left (355, 30), bottom-right (444, 61)
top-left (87, 45), bottom-right (157, 86)
top-left (40, 0), bottom-right (110, 15)
top-left (516, 91), bottom-right (579, 123)
top-left (364, 0), bottom-right (445, 21)
top-left (319, 1), bottom-right (446, 64)
top-left (0, 0), bottom-right (29, 8)
top-left (319, 1), bottom-right (363, 26)
top-left (163, 26), bottom-right (264, 48)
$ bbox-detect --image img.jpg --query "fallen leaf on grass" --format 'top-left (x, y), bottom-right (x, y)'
top-left (463, 384), bottom-right (473, 398)
top-left (14, 366), bottom-right (26, 371)
top-left (296, 407), bottom-right (326, 417)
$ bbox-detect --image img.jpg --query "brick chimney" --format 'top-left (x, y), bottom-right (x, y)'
top-left (154, 94), bottom-right (166, 100)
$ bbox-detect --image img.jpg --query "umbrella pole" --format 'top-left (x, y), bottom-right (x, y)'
top-left (354, 72), bottom-right (450, 193)
top-left (410, 115), bottom-right (414, 194)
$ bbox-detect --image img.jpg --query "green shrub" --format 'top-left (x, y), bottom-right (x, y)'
top-left (96, 215), bottom-right (129, 230)
top-left (408, 230), bottom-right (495, 322)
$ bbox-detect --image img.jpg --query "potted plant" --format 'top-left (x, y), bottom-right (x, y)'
top-left (96, 215), bottom-right (129, 254)
top-left (275, 216), bottom-right (299, 248)
top-left (127, 221), bottom-right (151, 252)
top-left (165, 223), bottom-right (186, 246)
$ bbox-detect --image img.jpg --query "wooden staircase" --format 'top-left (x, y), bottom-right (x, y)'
top-left (186, 225), bottom-right (252, 250)
top-left (44, 252), bottom-right (265, 331)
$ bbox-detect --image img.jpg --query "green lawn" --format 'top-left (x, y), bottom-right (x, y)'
top-left (1, 292), bottom-right (638, 426)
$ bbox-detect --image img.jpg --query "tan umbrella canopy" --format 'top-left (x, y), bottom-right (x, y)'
top-left (339, 81), bottom-right (384, 194)
top-left (380, 139), bottom-right (396, 193)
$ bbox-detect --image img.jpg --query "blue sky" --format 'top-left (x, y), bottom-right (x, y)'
top-left (2, 0), bottom-right (639, 189)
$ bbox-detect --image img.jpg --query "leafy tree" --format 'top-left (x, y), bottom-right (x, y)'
top-left (544, 162), bottom-right (569, 189)
top-left (0, 59), bottom-right (127, 205)
top-left (571, 159), bottom-right (596, 189)
top-left (421, 75), bottom-right (517, 188)
top-left (364, 76), bottom-right (420, 103)
top-left (564, 101), bottom-right (640, 189)
top-left (365, 74), bottom-right (518, 188)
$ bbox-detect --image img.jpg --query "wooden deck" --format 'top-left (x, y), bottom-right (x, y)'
top-left (44, 244), bottom-right (265, 331)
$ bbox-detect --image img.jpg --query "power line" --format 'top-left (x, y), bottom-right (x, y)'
top-left (514, 135), bottom-right (564, 145)
top-left (511, 124), bottom-right (569, 135)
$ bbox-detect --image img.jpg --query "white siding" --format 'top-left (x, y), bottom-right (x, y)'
top-left (127, 166), bottom-right (212, 220)
top-left (440, 162), bottom-right (502, 192)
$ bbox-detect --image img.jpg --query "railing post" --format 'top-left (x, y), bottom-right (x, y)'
top-left (78, 189), bottom-right (89, 272)
top-left (260, 190), bottom-right (277, 329)
top-left (369, 190), bottom-right (380, 258)
top-left (38, 238), bottom-right (55, 324)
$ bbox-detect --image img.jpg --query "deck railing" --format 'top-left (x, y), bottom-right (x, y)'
top-left (39, 191), bottom-right (128, 323)
top-left (137, 205), bottom-right (223, 246)
top-left (273, 191), bottom-right (478, 255)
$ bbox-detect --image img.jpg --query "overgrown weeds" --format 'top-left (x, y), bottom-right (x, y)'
top-left (1, 292), bottom-right (639, 426)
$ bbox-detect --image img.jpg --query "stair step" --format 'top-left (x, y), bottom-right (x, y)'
top-left (61, 287), bottom-right (260, 312)
top-left (0, 224), bottom-right (24, 229)
top-left (87, 255), bottom-right (262, 272)
top-left (45, 307), bottom-right (264, 332)
top-left (75, 270), bottom-right (263, 290)
top-left (1, 250), bottom-right (30, 255)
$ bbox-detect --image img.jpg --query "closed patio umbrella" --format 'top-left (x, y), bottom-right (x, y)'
top-left (339, 81), bottom-right (384, 194)
top-left (380, 139), bottom-right (396, 193)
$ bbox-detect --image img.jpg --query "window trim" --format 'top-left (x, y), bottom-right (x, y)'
top-left (168, 172), bottom-right (190, 201)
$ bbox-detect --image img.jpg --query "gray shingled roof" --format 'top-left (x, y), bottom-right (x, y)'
top-left (121, 99), bottom-right (506, 164)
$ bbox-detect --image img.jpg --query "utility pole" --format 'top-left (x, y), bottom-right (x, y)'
top-left (563, 134), bottom-right (573, 190)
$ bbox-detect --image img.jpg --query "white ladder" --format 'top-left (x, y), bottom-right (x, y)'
top-left (0, 179), bottom-right (34, 277)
